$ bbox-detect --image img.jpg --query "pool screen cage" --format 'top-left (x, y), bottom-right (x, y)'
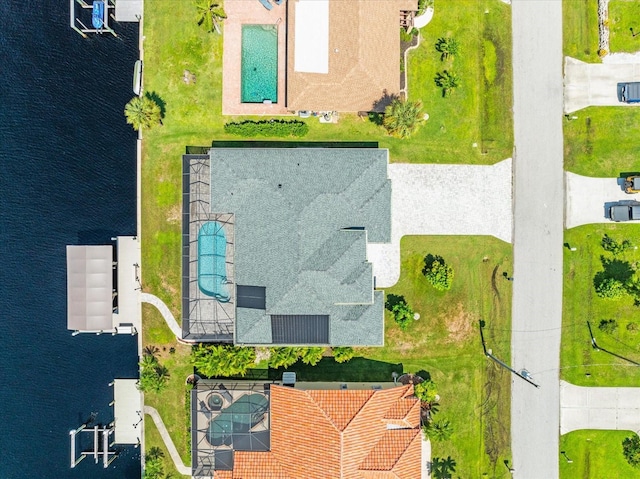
top-left (182, 154), bottom-right (235, 342)
top-left (191, 381), bottom-right (271, 476)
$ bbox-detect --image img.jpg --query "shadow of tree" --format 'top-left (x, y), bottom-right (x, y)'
top-left (145, 91), bottom-right (166, 119)
top-left (370, 89), bottom-right (399, 113)
top-left (597, 255), bottom-right (634, 283)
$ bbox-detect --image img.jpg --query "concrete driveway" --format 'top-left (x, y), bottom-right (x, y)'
top-left (564, 57), bottom-right (640, 113)
top-left (367, 159), bottom-right (512, 288)
top-left (566, 173), bottom-right (635, 228)
top-left (560, 380), bottom-right (640, 435)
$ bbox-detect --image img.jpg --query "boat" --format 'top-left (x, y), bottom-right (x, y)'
top-left (92, 1), bottom-right (105, 30)
top-left (133, 60), bottom-right (143, 96)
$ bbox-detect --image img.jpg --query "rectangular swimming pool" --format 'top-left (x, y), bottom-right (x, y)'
top-left (241, 24), bottom-right (278, 103)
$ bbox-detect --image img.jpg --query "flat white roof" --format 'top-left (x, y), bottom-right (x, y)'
top-left (67, 245), bottom-right (113, 331)
top-left (294, 0), bottom-right (329, 74)
top-left (115, 0), bottom-right (142, 22)
top-left (114, 379), bottom-right (140, 444)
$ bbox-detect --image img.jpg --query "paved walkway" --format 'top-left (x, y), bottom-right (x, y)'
top-left (144, 405), bottom-right (191, 476)
top-left (566, 173), bottom-right (633, 228)
top-left (560, 381), bottom-right (640, 435)
top-left (511, 1), bottom-right (564, 477)
top-left (368, 159), bottom-right (513, 288)
top-left (140, 293), bottom-right (182, 338)
top-left (564, 56), bottom-right (640, 113)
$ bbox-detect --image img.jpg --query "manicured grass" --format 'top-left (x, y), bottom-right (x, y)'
top-left (564, 106), bottom-right (640, 177)
top-left (609, 0), bottom-right (640, 54)
top-left (560, 430), bottom-right (640, 479)
top-left (406, 0), bottom-right (513, 163)
top-left (142, 340), bottom-right (194, 465)
top-left (562, 225), bottom-right (640, 387)
top-left (563, 0), bottom-right (599, 62)
top-left (360, 236), bottom-right (513, 477)
top-left (145, 416), bottom-right (183, 478)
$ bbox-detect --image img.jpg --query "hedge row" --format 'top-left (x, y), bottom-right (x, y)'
top-left (224, 119), bottom-right (309, 137)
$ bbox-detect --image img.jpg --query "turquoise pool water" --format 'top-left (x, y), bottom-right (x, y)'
top-left (241, 24), bottom-right (278, 103)
top-left (198, 221), bottom-right (231, 302)
top-left (206, 393), bottom-right (269, 446)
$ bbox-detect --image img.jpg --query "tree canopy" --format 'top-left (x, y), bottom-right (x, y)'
top-left (124, 95), bottom-right (162, 131)
top-left (382, 99), bottom-right (424, 139)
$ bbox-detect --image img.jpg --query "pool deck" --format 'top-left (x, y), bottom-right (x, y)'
top-left (222, 0), bottom-right (290, 115)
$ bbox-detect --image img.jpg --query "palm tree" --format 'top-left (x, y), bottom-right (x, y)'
top-left (435, 37), bottom-right (460, 61)
top-left (191, 344), bottom-right (256, 377)
top-left (196, 0), bottom-right (227, 34)
top-left (423, 418), bottom-right (453, 442)
top-left (144, 345), bottom-right (160, 357)
top-left (382, 99), bottom-right (424, 139)
top-left (431, 456), bottom-right (457, 479)
top-left (434, 70), bottom-right (461, 97)
top-left (124, 95), bottom-right (162, 131)
top-left (140, 353), bottom-right (158, 370)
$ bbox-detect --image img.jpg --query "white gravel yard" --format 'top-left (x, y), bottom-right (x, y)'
top-left (368, 159), bottom-right (513, 288)
top-left (565, 172), bottom-right (632, 228)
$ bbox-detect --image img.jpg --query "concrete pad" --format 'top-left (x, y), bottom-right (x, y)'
top-left (560, 381), bottom-right (640, 434)
top-left (565, 173), bottom-right (634, 228)
top-left (564, 56), bottom-right (640, 113)
top-left (367, 159), bottom-right (513, 288)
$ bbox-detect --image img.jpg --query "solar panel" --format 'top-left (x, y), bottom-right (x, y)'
top-left (271, 315), bottom-right (329, 344)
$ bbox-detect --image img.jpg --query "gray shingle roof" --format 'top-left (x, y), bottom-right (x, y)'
top-left (209, 147), bottom-right (390, 346)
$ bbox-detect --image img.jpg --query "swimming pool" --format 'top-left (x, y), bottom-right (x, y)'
top-left (198, 221), bottom-right (231, 302)
top-left (241, 24), bottom-right (278, 103)
top-left (206, 393), bottom-right (269, 447)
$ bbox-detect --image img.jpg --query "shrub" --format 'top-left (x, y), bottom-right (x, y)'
top-left (144, 447), bottom-right (165, 479)
top-left (434, 70), bottom-right (461, 97)
top-left (435, 37), bottom-right (460, 61)
top-left (628, 322), bottom-right (639, 333)
top-left (191, 344), bottom-right (256, 377)
top-left (224, 119), bottom-right (309, 137)
top-left (601, 234), bottom-right (633, 255)
top-left (333, 346), bottom-right (355, 363)
top-left (268, 347), bottom-right (301, 368)
top-left (391, 301), bottom-right (414, 330)
top-left (300, 347), bottom-right (325, 366)
top-left (422, 254), bottom-right (454, 291)
top-left (594, 277), bottom-right (628, 299)
top-left (623, 434), bottom-right (640, 468)
top-left (598, 48), bottom-right (608, 58)
top-left (414, 380), bottom-right (438, 403)
top-left (598, 319), bottom-right (618, 334)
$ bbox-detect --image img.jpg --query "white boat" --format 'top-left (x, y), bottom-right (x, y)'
top-left (133, 60), bottom-right (143, 96)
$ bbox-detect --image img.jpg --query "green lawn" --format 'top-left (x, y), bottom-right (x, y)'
top-left (609, 0), bottom-right (640, 54)
top-left (360, 236), bottom-right (513, 478)
top-left (560, 430), bottom-right (640, 479)
top-left (564, 106), bottom-right (640, 177)
top-left (563, 0), bottom-right (600, 62)
top-left (562, 225), bottom-right (640, 387)
top-left (145, 416), bottom-right (184, 478)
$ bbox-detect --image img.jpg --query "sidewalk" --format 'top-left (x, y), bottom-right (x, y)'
top-left (144, 405), bottom-right (191, 476)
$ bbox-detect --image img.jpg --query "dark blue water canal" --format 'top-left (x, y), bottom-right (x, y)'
top-left (0, 1), bottom-right (140, 477)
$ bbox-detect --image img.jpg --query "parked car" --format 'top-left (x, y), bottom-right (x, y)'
top-left (610, 203), bottom-right (640, 222)
top-left (619, 82), bottom-right (640, 103)
top-left (624, 176), bottom-right (640, 194)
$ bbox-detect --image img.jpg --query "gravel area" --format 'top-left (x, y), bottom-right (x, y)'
top-left (368, 159), bottom-right (513, 288)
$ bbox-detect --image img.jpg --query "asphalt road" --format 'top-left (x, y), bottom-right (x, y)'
top-left (511, 1), bottom-right (564, 477)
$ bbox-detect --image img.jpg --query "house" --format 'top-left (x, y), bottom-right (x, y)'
top-left (191, 382), bottom-right (422, 478)
top-left (286, 0), bottom-right (419, 112)
top-left (182, 146), bottom-right (391, 346)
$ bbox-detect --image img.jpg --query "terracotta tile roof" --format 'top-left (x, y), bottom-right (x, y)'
top-left (383, 386), bottom-right (420, 429)
top-left (286, 0), bottom-right (418, 112)
top-left (307, 389), bottom-right (374, 430)
top-left (233, 451), bottom-right (292, 479)
top-left (359, 429), bottom-right (418, 470)
top-left (213, 471), bottom-right (233, 479)
top-left (219, 384), bottom-right (421, 479)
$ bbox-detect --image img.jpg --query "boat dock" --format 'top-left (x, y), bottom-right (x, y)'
top-left (70, 0), bottom-right (142, 37)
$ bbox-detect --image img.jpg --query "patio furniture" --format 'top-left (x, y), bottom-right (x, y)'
top-left (259, 0), bottom-right (273, 10)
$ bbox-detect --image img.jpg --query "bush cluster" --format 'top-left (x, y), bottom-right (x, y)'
top-left (191, 344), bottom-right (256, 378)
top-left (138, 349), bottom-right (169, 394)
top-left (224, 119), bottom-right (309, 137)
top-left (422, 254), bottom-right (454, 291)
top-left (601, 234), bottom-right (633, 255)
